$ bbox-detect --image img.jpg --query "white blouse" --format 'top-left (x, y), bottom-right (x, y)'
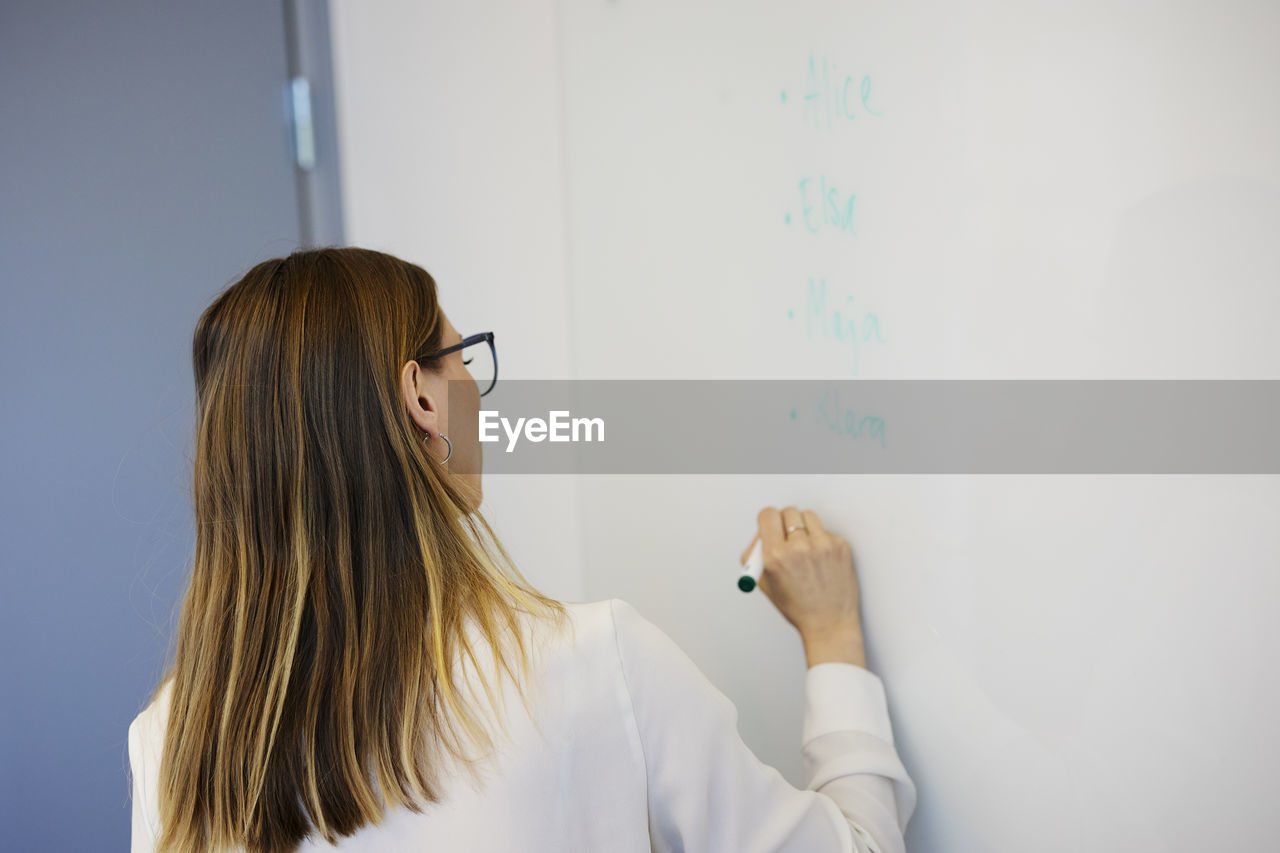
top-left (129, 598), bottom-right (916, 852)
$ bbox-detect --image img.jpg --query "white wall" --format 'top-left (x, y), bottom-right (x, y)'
top-left (328, 0), bottom-right (584, 601)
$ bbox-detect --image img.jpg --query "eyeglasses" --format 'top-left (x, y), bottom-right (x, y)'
top-left (417, 331), bottom-right (498, 396)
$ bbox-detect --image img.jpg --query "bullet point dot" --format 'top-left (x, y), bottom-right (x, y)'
top-left (784, 213), bottom-right (791, 225)
top-left (787, 309), bottom-right (794, 319)
top-left (790, 409), bottom-right (797, 420)
top-left (780, 90), bottom-right (787, 104)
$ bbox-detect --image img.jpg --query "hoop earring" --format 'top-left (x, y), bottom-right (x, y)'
top-left (423, 430), bottom-right (453, 463)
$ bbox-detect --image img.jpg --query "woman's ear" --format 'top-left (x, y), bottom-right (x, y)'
top-left (400, 360), bottom-right (440, 435)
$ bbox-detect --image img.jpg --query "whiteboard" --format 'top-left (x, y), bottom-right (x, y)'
top-left (557, 1), bottom-right (1280, 850)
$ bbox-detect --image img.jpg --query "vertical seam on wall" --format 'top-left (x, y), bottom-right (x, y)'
top-left (550, 0), bottom-right (589, 601)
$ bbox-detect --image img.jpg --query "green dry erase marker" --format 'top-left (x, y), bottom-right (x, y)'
top-left (738, 538), bottom-right (764, 592)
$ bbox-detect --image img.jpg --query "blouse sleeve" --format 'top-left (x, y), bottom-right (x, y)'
top-left (608, 598), bottom-right (917, 853)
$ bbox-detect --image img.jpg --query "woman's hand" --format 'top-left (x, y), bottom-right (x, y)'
top-left (742, 506), bottom-right (867, 667)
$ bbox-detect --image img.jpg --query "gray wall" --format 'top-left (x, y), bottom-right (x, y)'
top-left (0, 1), bottom-right (343, 848)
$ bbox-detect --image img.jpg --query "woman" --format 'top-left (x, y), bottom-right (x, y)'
top-left (128, 247), bottom-right (917, 853)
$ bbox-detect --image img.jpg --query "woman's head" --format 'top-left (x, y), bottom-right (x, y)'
top-left (154, 247), bottom-right (566, 853)
top-left (192, 246), bottom-right (483, 510)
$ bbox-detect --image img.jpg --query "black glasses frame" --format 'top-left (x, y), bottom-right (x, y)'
top-left (417, 331), bottom-right (498, 396)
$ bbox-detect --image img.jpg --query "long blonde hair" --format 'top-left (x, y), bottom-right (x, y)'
top-left (147, 247), bottom-right (568, 852)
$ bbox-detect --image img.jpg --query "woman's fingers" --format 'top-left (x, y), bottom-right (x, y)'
top-left (781, 505), bottom-right (807, 539)
top-left (757, 506), bottom-right (786, 556)
top-left (801, 509), bottom-right (826, 537)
